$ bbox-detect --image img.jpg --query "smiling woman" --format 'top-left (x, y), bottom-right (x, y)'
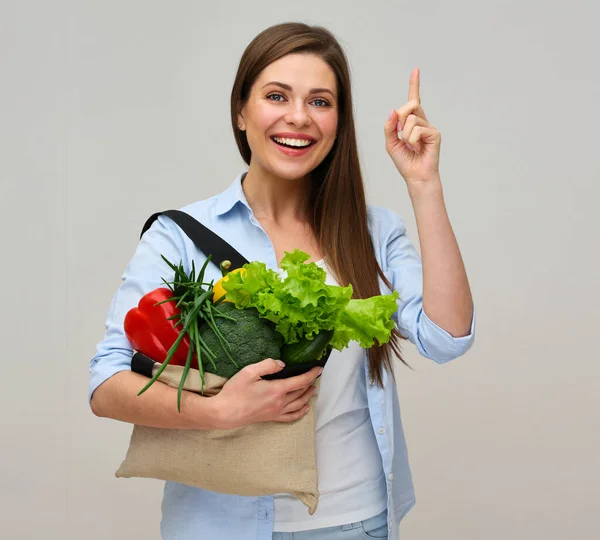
top-left (229, 27), bottom-right (408, 388)
top-left (236, 53), bottom-right (339, 181)
top-left (89, 20), bottom-right (475, 540)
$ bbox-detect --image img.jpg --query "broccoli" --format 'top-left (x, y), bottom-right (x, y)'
top-left (198, 302), bottom-right (283, 379)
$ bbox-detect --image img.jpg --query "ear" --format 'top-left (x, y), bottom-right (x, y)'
top-left (237, 112), bottom-right (246, 131)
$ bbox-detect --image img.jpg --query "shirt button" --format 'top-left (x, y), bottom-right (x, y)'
top-left (388, 473), bottom-right (394, 481)
top-left (378, 427), bottom-right (385, 435)
top-left (389, 521), bottom-right (393, 529)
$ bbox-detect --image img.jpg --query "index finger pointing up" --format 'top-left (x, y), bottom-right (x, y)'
top-left (409, 67), bottom-right (421, 104)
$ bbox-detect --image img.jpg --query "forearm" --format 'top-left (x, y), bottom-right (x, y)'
top-left (90, 370), bottom-right (222, 430)
top-left (407, 178), bottom-right (473, 337)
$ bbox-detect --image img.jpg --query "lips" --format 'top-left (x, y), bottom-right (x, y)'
top-left (270, 136), bottom-right (315, 149)
top-left (271, 132), bottom-right (316, 142)
top-left (270, 136), bottom-right (316, 157)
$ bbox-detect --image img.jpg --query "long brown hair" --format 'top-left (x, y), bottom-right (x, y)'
top-left (230, 22), bottom-right (410, 387)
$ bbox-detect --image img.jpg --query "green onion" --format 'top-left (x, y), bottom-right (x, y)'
top-left (137, 254), bottom-right (237, 409)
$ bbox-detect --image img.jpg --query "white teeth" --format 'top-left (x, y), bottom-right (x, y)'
top-left (273, 136), bottom-right (312, 147)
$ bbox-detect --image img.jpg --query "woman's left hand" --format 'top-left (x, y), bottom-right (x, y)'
top-left (384, 67), bottom-right (442, 186)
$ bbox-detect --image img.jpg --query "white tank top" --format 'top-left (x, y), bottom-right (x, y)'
top-left (272, 260), bottom-right (387, 532)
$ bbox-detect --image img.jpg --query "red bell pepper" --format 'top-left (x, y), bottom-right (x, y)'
top-left (124, 287), bottom-right (199, 370)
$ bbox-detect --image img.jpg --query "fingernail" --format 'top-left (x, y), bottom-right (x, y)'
top-left (318, 367), bottom-right (324, 375)
top-left (388, 109), bottom-right (395, 120)
top-left (397, 120), bottom-right (403, 132)
top-left (276, 360), bottom-right (285, 367)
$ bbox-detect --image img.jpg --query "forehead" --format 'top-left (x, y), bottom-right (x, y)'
top-left (255, 53), bottom-right (337, 96)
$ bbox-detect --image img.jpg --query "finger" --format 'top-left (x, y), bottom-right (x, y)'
top-left (282, 385), bottom-right (316, 414)
top-left (407, 126), bottom-right (438, 153)
top-left (276, 404), bottom-right (311, 423)
top-left (249, 358), bottom-right (285, 379)
top-left (399, 114), bottom-right (430, 144)
top-left (281, 366), bottom-right (323, 393)
top-left (284, 385), bottom-right (312, 403)
top-left (408, 67), bottom-right (420, 104)
top-left (395, 100), bottom-right (428, 133)
top-left (384, 108), bottom-right (401, 148)
top-left (401, 114), bottom-right (431, 139)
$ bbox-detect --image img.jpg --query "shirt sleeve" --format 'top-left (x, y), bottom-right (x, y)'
top-left (381, 208), bottom-right (476, 364)
top-left (88, 215), bottom-right (188, 404)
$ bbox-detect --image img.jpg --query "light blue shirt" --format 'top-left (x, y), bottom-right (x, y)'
top-left (89, 171), bottom-right (476, 540)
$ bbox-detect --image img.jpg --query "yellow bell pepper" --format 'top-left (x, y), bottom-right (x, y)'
top-left (213, 267), bottom-right (246, 303)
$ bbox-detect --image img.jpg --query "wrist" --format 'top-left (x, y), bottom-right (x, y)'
top-left (184, 392), bottom-right (223, 430)
top-left (205, 393), bottom-right (240, 430)
top-left (407, 177), bottom-right (443, 200)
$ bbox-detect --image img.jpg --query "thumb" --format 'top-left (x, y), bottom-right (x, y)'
top-left (252, 358), bottom-right (286, 377)
top-left (384, 109), bottom-right (401, 148)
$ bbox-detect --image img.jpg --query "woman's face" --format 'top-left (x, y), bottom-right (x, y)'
top-left (238, 53), bottom-right (339, 181)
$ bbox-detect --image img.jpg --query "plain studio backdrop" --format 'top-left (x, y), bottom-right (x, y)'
top-left (1, 1), bottom-right (598, 539)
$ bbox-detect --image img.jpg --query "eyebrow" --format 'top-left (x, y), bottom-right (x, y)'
top-left (261, 81), bottom-right (336, 98)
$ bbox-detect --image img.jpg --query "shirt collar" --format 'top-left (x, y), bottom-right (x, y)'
top-left (214, 171), bottom-right (250, 216)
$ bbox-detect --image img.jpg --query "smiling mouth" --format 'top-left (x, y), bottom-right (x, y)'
top-left (270, 136), bottom-right (316, 149)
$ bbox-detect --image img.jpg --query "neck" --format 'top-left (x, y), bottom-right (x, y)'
top-left (242, 166), bottom-right (312, 224)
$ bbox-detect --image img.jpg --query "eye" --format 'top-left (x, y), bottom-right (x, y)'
top-left (266, 92), bottom-right (285, 102)
top-left (312, 98), bottom-right (331, 108)
top-left (266, 93), bottom-right (331, 108)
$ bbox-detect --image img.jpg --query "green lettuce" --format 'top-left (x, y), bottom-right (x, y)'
top-left (222, 249), bottom-right (398, 351)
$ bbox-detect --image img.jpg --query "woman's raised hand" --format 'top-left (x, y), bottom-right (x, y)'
top-left (384, 67), bottom-right (442, 187)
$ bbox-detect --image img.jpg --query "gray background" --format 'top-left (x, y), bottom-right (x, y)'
top-left (1, 1), bottom-right (599, 538)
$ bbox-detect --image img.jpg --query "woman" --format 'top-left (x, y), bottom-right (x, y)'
top-left (89, 22), bottom-right (475, 540)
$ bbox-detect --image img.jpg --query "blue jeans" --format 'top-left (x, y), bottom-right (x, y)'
top-left (272, 509), bottom-right (389, 539)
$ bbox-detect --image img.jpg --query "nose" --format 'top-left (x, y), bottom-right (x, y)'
top-left (284, 100), bottom-right (311, 128)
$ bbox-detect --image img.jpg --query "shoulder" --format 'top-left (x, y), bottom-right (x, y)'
top-left (146, 190), bottom-right (225, 234)
top-left (178, 194), bottom-right (222, 222)
top-left (367, 204), bottom-right (407, 241)
top-left (138, 194), bottom-right (224, 259)
top-left (365, 205), bottom-right (411, 271)
top-left (177, 172), bottom-right (244, 225)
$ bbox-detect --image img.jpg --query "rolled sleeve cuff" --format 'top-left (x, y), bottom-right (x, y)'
top-left (416, 304), bottom-right (476, 364)
top-left (88, 353), bottom-right (132, 404)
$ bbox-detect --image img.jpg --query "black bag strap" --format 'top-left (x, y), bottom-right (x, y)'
top-left (140, 209), bottom-right (249, 270)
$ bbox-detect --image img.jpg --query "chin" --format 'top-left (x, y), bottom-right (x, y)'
top-left (267, 162), bottom-right (317, 181)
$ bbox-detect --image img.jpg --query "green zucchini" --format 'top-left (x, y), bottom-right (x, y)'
top-left (280, 329), bottom-right (334, 365)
